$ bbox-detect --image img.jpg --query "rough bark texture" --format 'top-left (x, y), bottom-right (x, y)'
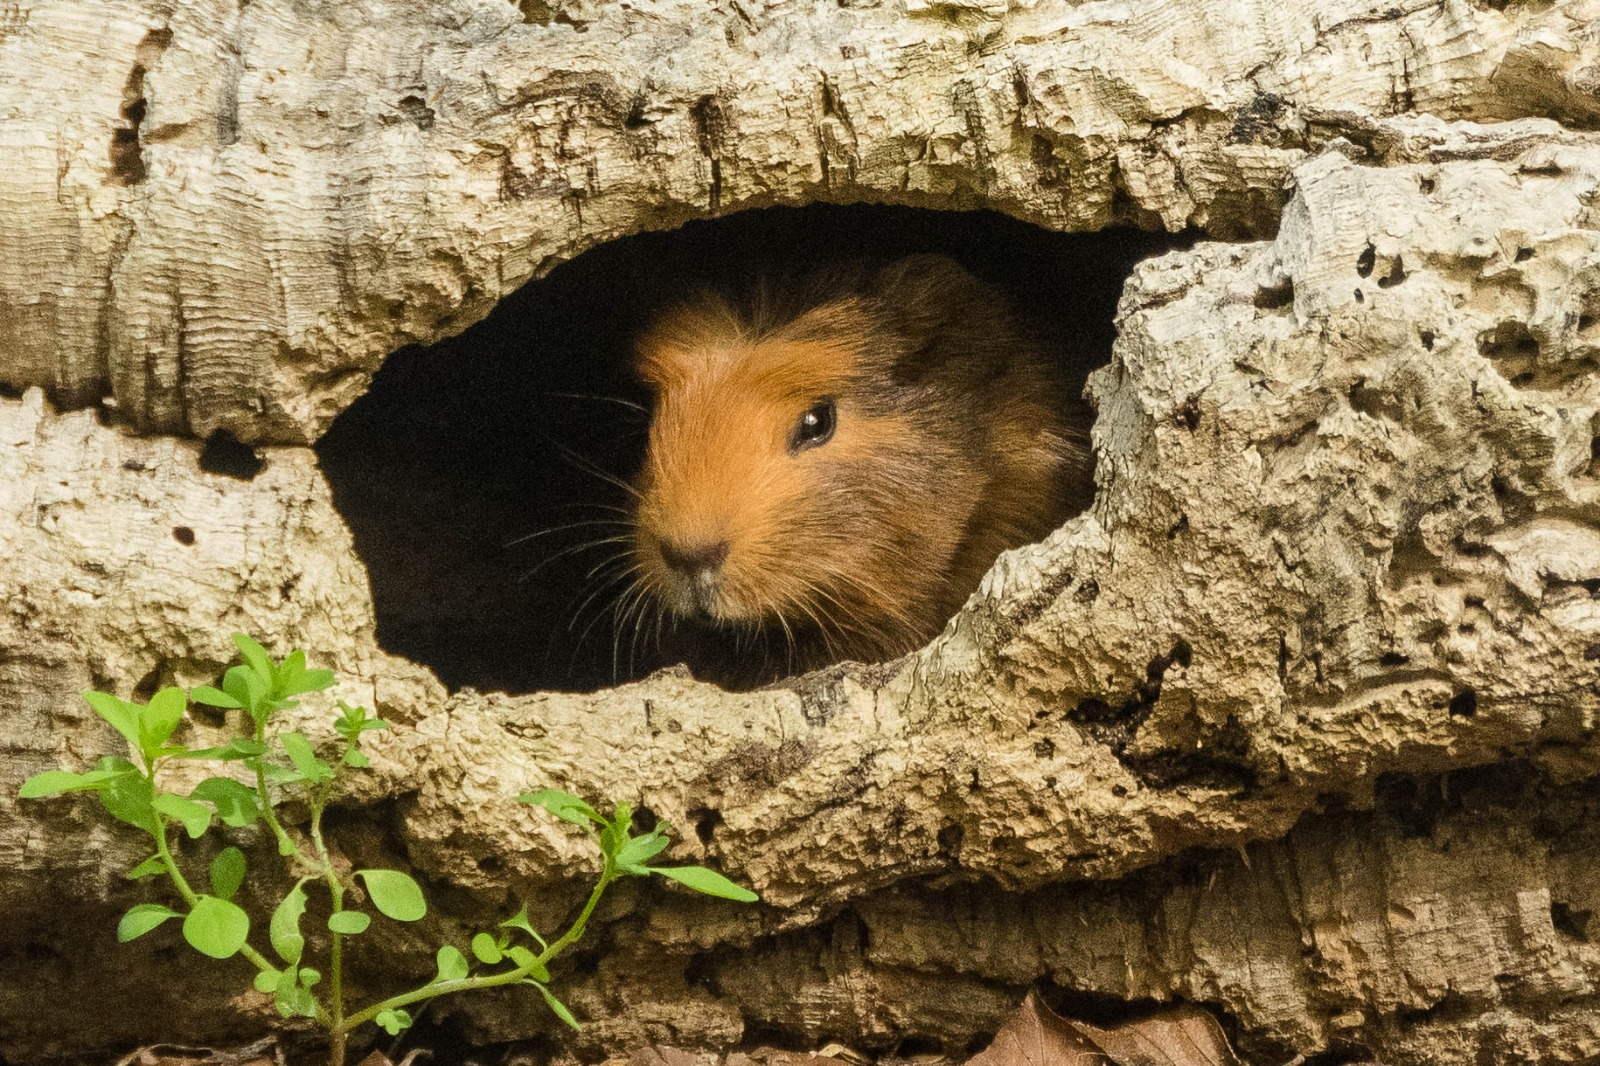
top-left (3, 0), bottom-right (1600, 1064)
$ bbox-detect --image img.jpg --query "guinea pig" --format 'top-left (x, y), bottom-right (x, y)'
top-left (622, 254), bottom-right (1095, 684)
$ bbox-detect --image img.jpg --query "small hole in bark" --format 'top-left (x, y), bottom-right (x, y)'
top-left (1584, 643), bottom-right (1600, 661)
top-left (1254, 277), bottom-right (1294, 310)
top-left (132, 662), bottom-right (165, 702)
top-left (683, 952), bottom-right (722, 995)
top-left (1033, 738), bottom-right (1055, 758)
top-left (937, 822), bottom-right (964, 854)
top-left (894, 1038), bottom-right (945, 1057)
top-left (200, 431), bottom-right (266, 480)
top-left (1376, 256), bottom-right (1407, 288)
top-left (1478, 320), bottom-right (1540, 368)
top-left (1176, 396), bottom-right (1202, 430)
top-left (1513, 247), bottom-right (1534, 262)
top-left (171, 526), bottom-right (195, 546)
top-left (1355, 243), bottom-right (1376, 278)
top-left (1419, 176), bottom-right (1436, 193)
top-left (1448, 688), bottom-right (1478, 717)
top-left (1354, 288), bottom-right (1364, 303)
top-left (317, 207), bottom-right (1189, 694)
top-left (476, 855), bottom-right (504, 876)
top-left (1419, 329), bottom-right (1435, 350)
top-left (1378, 652), bottom-right (1409, 666)
top-left (1552, 901), bottom-right (1591, 941)
top-left (691, 807), bottom-right (723, 844)
top-left (632, 805), bottom-right (659, 832)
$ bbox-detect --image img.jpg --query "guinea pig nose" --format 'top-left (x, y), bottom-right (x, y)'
top-left (659, 537), bottom-right (730, 576)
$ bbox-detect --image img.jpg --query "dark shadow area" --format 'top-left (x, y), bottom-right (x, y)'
top-left (315, 206), bottom-right (1188, 694)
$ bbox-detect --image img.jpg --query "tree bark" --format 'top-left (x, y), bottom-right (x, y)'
top-left (2, 0), bottom-right (1600, 1063)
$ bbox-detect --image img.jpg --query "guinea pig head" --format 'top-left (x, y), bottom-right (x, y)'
top-left (628, 289), bottom-right (982, 661)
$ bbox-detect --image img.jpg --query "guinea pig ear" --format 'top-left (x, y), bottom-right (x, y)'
top-left (869, 254), bottom-right (976, 311)
top-left (869, 255), bottom-right (1005, 378)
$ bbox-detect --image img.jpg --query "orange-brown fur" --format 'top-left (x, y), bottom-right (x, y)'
top-left (624, 255), bottom-right (1094, 683)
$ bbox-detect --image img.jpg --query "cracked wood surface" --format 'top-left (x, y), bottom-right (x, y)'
top-left (2, 0), bottom-right (1600, 1063)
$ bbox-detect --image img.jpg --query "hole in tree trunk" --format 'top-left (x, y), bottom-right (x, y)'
top-left (316, 205), bottom-right (1188, 694)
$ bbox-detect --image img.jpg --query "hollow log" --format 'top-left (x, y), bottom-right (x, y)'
top-left (3, 0), bottom-right (1600, 1063)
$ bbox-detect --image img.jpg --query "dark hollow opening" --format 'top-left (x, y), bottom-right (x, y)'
top-left (315, 205), bottom-right (1187, 694)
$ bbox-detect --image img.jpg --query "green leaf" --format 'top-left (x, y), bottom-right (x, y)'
top-left (276, 649), bottom-right (306, 696)
top-left (279, 732), bottom-right (333, 783)
top-left (598, 803), bottom-right (632, 860)
top-left (535, 982), bottom-right (582, 1030)
top-left (263, 764), bottom-right (308, 786)
top-left (501, 905), bottom-right (548, 949)
top-left (344, 749), bottom-right (370, 768)
top-left (139, 687), bottom-right (188, 759)
top-left (117, 903), bottom-right (181, 942)
top-left (356, 869), bottom-right (426, 921)
top-left (505, 945), bottom-right (548, 982)
top-left (518, 789), bottom-right (602, 828)
top-left (190, 777), bottom-right (260, 827)
top-left (126, 855), bottom-right (167, 880)
top-left (254, 968), bottom-right (282, 993)
top-left (434, 944), bottom-right (469, 983)
top-left (19, 768), bottom-right (121, 798)
top-left (210, 846), bottom-right (246, 900)
top-left (275, 977), bottom-right (318, 1019)
top-left (270, 880), bottom-right (309, 965)
top-left (100, 773), bottom-right (158, 833)
top-left (375, 1008), bottom-right (413, 1036)
top-left (328, 910), bottom-right (370, 935)
top-left (649, 866), bottom-right (759, 902)
top-left (232, 633), bottom-right (275, 685)
top-left (471, 932), bottom-right (502, 965)
top-left (153, 792), bottom-right (212, 838)
top-left (190, 685), bottom-right (243, 709)
top-left (280, 651), bottom-right (336, 697)
top-left (182, 895), bottom-right (250, 958)
top-left (222, 665), bottom-right (266, 718)
top-left (299, 967), bottom-right (321, 989)
top-left (614, 829), bottom-right (671, 874)
top-left (83, 690), bottom-right (142, 752)
top-left (185, 737), bottom-right (265, 760)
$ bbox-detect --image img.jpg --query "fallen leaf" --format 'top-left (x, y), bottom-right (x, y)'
top-left (965, 992), bottom-right (1106, 1066)
top-left (1075, 1005), bottom-right (1243, 1066)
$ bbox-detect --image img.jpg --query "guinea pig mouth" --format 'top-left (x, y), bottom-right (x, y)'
top-left (659, 567), bottom-right (732, 622)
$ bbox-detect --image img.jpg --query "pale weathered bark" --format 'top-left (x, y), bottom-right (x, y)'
top-left (3, 0), bottom-right (1600, 1063)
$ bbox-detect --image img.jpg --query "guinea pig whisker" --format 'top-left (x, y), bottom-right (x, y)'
top-left (568, 559), bottom-right (639, 636)
top-left (541, 390), bottom-right (648, 414)
top-left (828, 567), bottom-right (923, 633)
top-left (518, 536), bottom-right (635, 583)
top-left (504, 518), bottom-right (632, 548)
top-left (540, 434), bottom-right (643, 502)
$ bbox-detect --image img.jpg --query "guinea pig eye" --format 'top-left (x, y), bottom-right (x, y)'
top-left (789, 400), bottom-right (836, 454)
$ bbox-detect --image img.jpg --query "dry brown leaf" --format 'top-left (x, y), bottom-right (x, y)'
top-left (1074, 1005), bottom-right (1244, 1066)
top-left (964, 992), bottom-right (1107, 1066)
top-left (967, 995), bottom-right (1245, 1066)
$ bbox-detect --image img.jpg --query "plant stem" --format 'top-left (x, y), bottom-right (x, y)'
top-left (309, 787), bottom-right (347, 1066)
top-left (338, 870), bottom-right (615, 1033)
top-left (149, 816), bottom-right (302, 1002)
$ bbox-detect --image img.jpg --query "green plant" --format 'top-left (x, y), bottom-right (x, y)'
top-left (20, 634), bottom-right (757, 1066)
